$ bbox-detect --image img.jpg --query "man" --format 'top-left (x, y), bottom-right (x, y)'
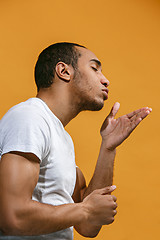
top-left (0, 42), bottom-right (151, 239)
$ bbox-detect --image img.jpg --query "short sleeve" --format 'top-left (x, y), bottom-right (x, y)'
top-left (0, 105), bottom-right (51, 162)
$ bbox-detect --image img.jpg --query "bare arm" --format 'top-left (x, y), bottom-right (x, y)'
top-left (0, 152), bottom-right (86, 236)
top-left (84, 103), bottom-right (152, 196)
top-left (72, 168), bottom-right (117, 237)
top-left (0, 152), bottom-right (117, 237)
top-left (73, 103), bottom-right (152, 237)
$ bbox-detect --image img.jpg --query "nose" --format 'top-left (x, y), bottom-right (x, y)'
top-left (100, 74), bottom-right (110, 87)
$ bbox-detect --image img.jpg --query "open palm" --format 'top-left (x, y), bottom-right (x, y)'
top-left (100, 102), bottom-right (152, 150)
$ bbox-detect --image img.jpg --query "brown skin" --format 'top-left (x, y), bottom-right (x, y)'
top-left (0, 47), bottom-right (152, 237)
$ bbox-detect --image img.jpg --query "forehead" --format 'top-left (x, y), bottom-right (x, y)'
top-left (76, 47), bottom-right (100, 64)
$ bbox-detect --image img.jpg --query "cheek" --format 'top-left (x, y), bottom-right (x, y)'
top-left (84, 72), bottom-right (99, 89)
top-left (76, 69), bottom-right (100, 95)
top-left (87, 77), bottom-right (101, 93)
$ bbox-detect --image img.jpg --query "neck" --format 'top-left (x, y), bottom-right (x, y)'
top-left (36, 86), bottom-right (80, 127)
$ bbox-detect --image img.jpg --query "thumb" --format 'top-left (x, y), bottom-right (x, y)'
top-left (100, 102), bottom-right (120, 133)
top-left (100, 185), bottom-right (117, 195)
top-left (108, 102), bottom-right (120, 118)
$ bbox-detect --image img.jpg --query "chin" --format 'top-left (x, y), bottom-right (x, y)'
top-left (91, 103), bottom-right (104, 111)
top-left (83, 100), bottom-right (104, 111)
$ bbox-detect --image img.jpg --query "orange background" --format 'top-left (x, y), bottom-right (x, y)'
top-left (0, 0), bottom-right (160, 239)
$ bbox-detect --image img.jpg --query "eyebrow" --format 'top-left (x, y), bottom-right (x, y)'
top-left (90, 59), bottom-right (102, 67)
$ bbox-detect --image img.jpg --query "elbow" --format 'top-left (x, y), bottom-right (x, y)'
top-left (0, 211), bottom-right (21, 235)
top-left (75, 224), bottom-right (101, 238)
top-left (81, 232), bottom-right (99, 238)
top-left (77, 230), bottom-right (100, 238)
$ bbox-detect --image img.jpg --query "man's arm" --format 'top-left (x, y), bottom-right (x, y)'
top-left (73, 103), bottom-right (152, 236)
top-left (72, 167), bottom-right (117, 237)
top-left (0, 152), bottom-right (117, 237)
top-left (84, 103), bottom-right (152, 196)
top-left (0, 152), bottom-right (83, 235)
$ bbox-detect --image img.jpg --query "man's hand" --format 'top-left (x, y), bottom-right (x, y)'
top-left (100, 102), bottom-right (152, 150)
top-left (82, 186), bottom-right (117, 226)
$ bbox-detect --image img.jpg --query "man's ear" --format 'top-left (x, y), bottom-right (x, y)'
top-left (55, 62), bottom-right (73, 82)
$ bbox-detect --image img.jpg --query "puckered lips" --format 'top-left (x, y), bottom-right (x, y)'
top-left (102, 88), bottom-right (109, 100)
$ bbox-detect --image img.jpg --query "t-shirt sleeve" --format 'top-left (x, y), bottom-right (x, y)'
top-left (0, 106), bottom-right (51, 162)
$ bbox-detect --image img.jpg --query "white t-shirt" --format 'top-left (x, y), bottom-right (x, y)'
top-left (0, 98), bottom-right (77, 240)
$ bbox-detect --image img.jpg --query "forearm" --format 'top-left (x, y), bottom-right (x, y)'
top-left (84, 141), bottom-right (116, 198)
top-left (1, 199), bottom-right (85, 236)
top-left (75, 143), bottom-right (116, 237)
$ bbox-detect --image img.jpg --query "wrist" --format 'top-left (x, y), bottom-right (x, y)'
top-left (101, 140), bottom-right (117, 154)
top-left (75, 202), bottom-right (101, 237)
top-left (77, 201), bottom-right (89, 223)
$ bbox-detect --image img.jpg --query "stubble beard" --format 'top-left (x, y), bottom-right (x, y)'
top-left (76, 86), bottom-right (105, 112)
top-left (73, 69), bottom-right (105, 112)
top-left (78, 97), bottom-right (104, 112)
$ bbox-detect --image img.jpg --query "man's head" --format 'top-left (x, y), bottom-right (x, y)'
top-left (35, 42), bottom-right (86, 92)
top-left (35, 42), bottom-right (110, 112)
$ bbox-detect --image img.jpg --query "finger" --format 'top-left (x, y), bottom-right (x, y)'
top-left (130, 108), bottom-right (152, 122)
top-left (109, 102), bottom-right (120, 118)
top-left (126, 107), bottom-right (152, 119)
top-left (113, 202), bottom-right (118, 209)
top-left (128, 108), bottom-right (152, 132)
top-left (113, 210), bottom-right (117, 216)
top-left (101, 185), bottom-right (117, 195)
top-left (126, 108), bottom-right (145, 118)
top-left (112, 195), bottom-right (117, 202)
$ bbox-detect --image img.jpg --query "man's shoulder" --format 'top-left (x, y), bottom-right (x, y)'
top-left (8, 98), bottom-right (44, 114)
top-left (0, 98), bottom-right (51, 131)
top-left (1, 98), bottom-right (45, 121)
top-left (0, 98), bottom-right (51, 161)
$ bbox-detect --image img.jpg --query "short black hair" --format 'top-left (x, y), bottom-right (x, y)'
top-left (34, 42), bottom-right (86, 91)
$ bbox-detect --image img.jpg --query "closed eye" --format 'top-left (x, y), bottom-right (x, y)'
top-left (91, 66), bottom-right (98, 71)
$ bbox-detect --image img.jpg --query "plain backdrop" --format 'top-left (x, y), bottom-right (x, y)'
top-left (0, 0), bottom-right (160, 239)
